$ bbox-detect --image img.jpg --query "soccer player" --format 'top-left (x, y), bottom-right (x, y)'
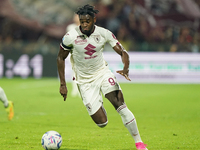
top-left (57, 4), bottom-right (148, 150)
top-left (0, 87), bottom-right (14, 120)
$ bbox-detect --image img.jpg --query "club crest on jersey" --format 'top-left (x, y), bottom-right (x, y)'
top-left (75, 35), bottom-right (87, 45)
top-left (94, 35), bottom-right (100, 43)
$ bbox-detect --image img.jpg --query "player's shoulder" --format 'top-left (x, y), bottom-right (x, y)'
top-left (61, 28), bottom-right (76, 47)
top-left (95, 25), bottom-right (109, 33)
top-left (66, 28), bottom-right (78, 37)
top-left (94, 25), bottom-right (112, 38)
top-left (63, 27), bottom-right (78, 42)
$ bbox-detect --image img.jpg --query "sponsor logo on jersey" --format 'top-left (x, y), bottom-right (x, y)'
top-left (75, 35), bottom-right (87, 45)
top-left (84, 44), bottom-right (97, 59)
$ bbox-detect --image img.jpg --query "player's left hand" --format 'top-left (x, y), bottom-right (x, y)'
top-left (116, 69), bottom-right (131, 81)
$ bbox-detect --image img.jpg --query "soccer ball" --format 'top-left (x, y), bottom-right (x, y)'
top-left (41, 131), bottom-right (62, 150)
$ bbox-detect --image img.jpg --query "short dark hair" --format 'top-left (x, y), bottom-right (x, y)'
top-left (76, 4), bottom-right (99, 17)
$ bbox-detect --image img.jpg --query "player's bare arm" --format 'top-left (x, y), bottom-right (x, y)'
top-left (113, 43), bottom-right (131, 81)
top-left (57, 47), bottom-right (70, 101)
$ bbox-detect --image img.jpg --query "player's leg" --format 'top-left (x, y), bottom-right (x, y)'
top-left (0, 87), bottom-right (9, 107)
top-left (0, 87), bottom-right (14, 120)
top-left (105, 90), bottom-right (142, 142)
top-left (101, 69), bottom-right (143, 143)
top-left (105, 90), bottom-right (147, 149)
top-left (77, 83), bottom-right (108, 128)
top-left (91, 105), bottom-right (108, 127)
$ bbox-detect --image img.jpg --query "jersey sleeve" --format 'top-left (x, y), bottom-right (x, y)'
top-left (60, 33), bottom-right (73, 51)
top-left (105, 29), bottom-right (119, 48)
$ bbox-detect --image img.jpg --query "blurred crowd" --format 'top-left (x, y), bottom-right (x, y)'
top-left (0, 0), bottom-right (200, 54)
top-left (94, 0), bottom-right (200, 52)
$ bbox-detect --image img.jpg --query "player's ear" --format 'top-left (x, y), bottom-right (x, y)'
top-left (94, 17), bottom-right (96, 23)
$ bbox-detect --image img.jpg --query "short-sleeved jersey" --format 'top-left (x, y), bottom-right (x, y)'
top-left (60, 25), bottom-right (119, 83)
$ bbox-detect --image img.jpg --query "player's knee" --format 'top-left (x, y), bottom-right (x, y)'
top-left (105, 90), bottom-right (124, 109)
top-left (97, 120), bottom-right (108, 128)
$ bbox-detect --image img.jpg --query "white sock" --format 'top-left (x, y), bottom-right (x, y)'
top-left (117, 104), bottom-right (142, 143)
top-left (0, 87), bottom-right (9, 108)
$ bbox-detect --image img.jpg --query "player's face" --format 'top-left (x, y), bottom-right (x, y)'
top-left (79, 14), bottom-right (96, 36)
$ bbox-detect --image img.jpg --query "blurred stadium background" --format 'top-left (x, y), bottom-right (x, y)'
top-left (0, 0), bottom-right (200, 83)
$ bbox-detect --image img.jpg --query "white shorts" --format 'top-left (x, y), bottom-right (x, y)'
top-left (77, 69), bottom-right (121, 115)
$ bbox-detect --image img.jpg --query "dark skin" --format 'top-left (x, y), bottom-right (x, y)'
top-left (57, 14), bottom-right (131, 126)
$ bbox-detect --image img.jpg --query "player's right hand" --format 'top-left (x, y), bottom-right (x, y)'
top-left (59, 85), bottom-right (68, 101)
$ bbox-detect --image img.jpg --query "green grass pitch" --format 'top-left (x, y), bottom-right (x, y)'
top-left (0, 78), bottom-right (200, 150)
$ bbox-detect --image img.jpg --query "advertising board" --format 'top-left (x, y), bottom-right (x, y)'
top-left (1, 52), bottom-right (200, 83)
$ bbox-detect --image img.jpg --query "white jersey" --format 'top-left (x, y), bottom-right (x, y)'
top-left (60, 25), bottom-right (119, 83)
